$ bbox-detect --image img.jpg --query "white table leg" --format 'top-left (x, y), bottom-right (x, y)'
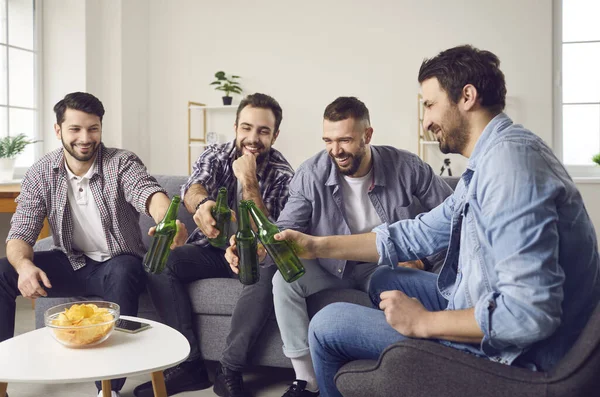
top-left (151, 370), bottom-right (167, 397)
top-left (101, 380), bottom-right (112, 397)
top-left (0, 382), bottom-right (7, 397)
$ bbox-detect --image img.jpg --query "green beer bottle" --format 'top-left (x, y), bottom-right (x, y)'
top-left (143, 195), bottom-right (180, 274)
top-left (236, 201), bottom-right (260, 285)
top-left (208, 187), bottom-right (231, 248)
top-left (246, 200), bottom-right (305, 283)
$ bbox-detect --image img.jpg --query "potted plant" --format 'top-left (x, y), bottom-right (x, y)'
top-left (0, 134), bottom-right (39, 181)
top-left (210, 71), bottom-right (242, 105)
top-left (594, 153), bottom-right (600, 166)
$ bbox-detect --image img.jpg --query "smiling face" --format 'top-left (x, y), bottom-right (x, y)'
top-left (421, 77), bottom-right (470, 155)
top-left (322, 117), bottom-right (373, 177)
top-left (55, 108), bottom-right (102, 163)
top-left (234, 105), bottom-right (279, 164)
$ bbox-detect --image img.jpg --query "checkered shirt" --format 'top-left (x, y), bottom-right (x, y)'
top-left (7, 144), bottom-right (166, 270)
top-left (182, 140), bottom-right (295, 246)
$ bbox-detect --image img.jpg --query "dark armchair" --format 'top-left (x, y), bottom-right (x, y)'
top-left (335, 301), bottom-right (600, 397)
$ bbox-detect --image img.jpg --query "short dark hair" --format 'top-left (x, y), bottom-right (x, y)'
top-left (53, 92), bottom-right (105, 125)
top-left (323, 96), bottom-right (370, 125)
top-left (235, 93), bottom-right (283, 132)
top-left (418, 45), bottom-right (507, 113)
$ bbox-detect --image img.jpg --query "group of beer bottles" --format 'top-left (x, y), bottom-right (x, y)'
top-left (143, 187), bottom-right (305, 285)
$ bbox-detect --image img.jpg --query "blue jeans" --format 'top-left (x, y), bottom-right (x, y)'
top-left (0, 250), bottom-right (146, 392)
top-left (308, 266), bottom-right (449, 397)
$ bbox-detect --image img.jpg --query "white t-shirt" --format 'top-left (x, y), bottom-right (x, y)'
top-left (339, 169), bottom-right (382, 234)
top-left (65, 161), bottom-right (111, 262)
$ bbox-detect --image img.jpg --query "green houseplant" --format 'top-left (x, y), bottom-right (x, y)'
top-left (594, 153), bottom-right (600, 166)
top-left (210, 71), bottom-right (242, 105)
top-left (0, 134), bottom-right (39, 181)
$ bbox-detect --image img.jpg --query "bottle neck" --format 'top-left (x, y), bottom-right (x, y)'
top-left (247, 203), bottom-right (271, 229)
top-left (238, 203), bottom-right (251, 231)
top-left (163, 195), bottom-right (181, 222)
top-left (215, 189), bottom-right (228, 209)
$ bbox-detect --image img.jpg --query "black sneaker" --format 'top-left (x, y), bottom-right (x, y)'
top-left (213, 362), bottom-right (252, 397)
top-left (282, 380), bottom-right (319, 397)
top-left (133, 360), bottom-right (212, 397)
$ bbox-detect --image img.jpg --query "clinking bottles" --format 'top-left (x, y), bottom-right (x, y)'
top-left (236, 201), bottom-right (260, 285)
top-left (208, 187), bottom-right (231, 248)
top-left (143, 195), bottom-right (180, 274)
top-left (246, 200), bottom-right (305, 283)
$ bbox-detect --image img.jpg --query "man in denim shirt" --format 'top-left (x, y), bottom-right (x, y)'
top-left (276, 46), bottom-right (600, 397)
top-left (228, 96), bottom-right (452, 396)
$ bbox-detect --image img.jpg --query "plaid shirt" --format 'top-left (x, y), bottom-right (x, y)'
top-left (8, 144), bottom-right (166, 270)
top-left (182, 140), bottom-right (295, 246)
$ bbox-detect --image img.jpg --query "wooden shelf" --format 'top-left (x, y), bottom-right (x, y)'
top-left (187, 101), bottom-right (236, 174)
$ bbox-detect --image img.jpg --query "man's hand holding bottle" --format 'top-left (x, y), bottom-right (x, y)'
top-left (225, 229), bottom-right (317, 274)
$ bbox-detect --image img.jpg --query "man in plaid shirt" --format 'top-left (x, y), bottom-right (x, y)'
top-left (0, 92), bottom-right (187, 397)
top-left (134, 93), bottom-right (294, 397)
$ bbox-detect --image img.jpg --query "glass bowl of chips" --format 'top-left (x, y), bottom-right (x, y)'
top-left (44, 301), bottom-right (120, 348)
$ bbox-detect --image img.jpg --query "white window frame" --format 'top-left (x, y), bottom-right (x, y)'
top-left (552, 0), bottom-right (600, 179)
top-left (0, 0), bottom-right (43, 178)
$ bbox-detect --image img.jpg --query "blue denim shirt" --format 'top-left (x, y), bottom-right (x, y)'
top-left (374, 113), bottom-right (600, 370)
top-left (276, 145), bottom-right (453, 278)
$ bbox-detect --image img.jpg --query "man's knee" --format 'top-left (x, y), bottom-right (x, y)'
top-left (309, 303), bottom-right (348, 348)
top-left (368, 266), bottom-right (396, 305)
top-left (104, 256), bottom-right (145, 289)
top-left (272, 269), bottom-right (303, 299)
top-left (163, 244), bottom-right (203, 278)
top-left (0, 257), bottom-right (17, 281)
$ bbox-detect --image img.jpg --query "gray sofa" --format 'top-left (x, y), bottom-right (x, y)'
top-left (33, 174), bottom-right (458, 370)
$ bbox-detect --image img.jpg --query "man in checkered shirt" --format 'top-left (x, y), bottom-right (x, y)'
top-left (0, 92), bottom-right (187, 397)
top-left (134, 93), bottom-right (294, 397)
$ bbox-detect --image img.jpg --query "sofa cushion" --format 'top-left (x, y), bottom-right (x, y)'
top-left (186, 276), bottom-right (373, 317)
top-left (188, 278), bottom-right (244, 315)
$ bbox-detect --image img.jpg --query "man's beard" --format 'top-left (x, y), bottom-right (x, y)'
top-left (330, 141), bottom-right (366, 176)
top-left (433, 107), bottom-right (469, 155)
top-left (236, 141), bottom-right (269, 165)
top-left (61, 135), bottom-right (99, 162)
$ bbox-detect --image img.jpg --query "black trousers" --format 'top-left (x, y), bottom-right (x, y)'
top-left (146, 244), bottom-right (276, 371)
top-left (0, 250), bottom-right (146, 391)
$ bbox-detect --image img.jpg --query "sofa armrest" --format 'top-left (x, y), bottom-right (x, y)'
top-left (33, 237), bottom-right (54, 252)
top-left (335, 339), bottom-right (546, 397)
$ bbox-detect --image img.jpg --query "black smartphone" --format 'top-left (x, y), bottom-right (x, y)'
top-left (115, 318), bottom-right (152, 334)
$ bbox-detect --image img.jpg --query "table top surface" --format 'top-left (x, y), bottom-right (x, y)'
top-left (0, 316), bottom-right (190, 383)
top-left (0, 182), bottom-right (20, 197)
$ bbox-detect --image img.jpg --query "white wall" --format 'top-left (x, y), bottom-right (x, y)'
top-left (145, 0), bottom-right (552, 175)
top-left (120, 0), bottom-right (151, 163)
top-left (85, 0), bottom-right (122, 149)
top-left (42, 0), bottom-right (87, 151)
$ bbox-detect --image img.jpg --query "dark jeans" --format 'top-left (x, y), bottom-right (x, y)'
top-left (0, 250), bottom-right (146, 392)
top-left (147, 243), bottom-right (277, 372)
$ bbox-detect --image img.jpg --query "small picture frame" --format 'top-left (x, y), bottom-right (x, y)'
top-left (207, 131), bottom-right (218, 145)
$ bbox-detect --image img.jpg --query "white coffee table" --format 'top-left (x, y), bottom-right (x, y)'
top-left (0, 315), bottom-right (190, 397)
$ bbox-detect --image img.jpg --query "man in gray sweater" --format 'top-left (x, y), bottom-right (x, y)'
top-left (228, 96), bottom-right (453, 397)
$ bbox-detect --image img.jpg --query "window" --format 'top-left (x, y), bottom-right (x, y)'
top-left (0, 0), bottom-right (40, 170)
top-left (555, 0), bottom-right (600, 176)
